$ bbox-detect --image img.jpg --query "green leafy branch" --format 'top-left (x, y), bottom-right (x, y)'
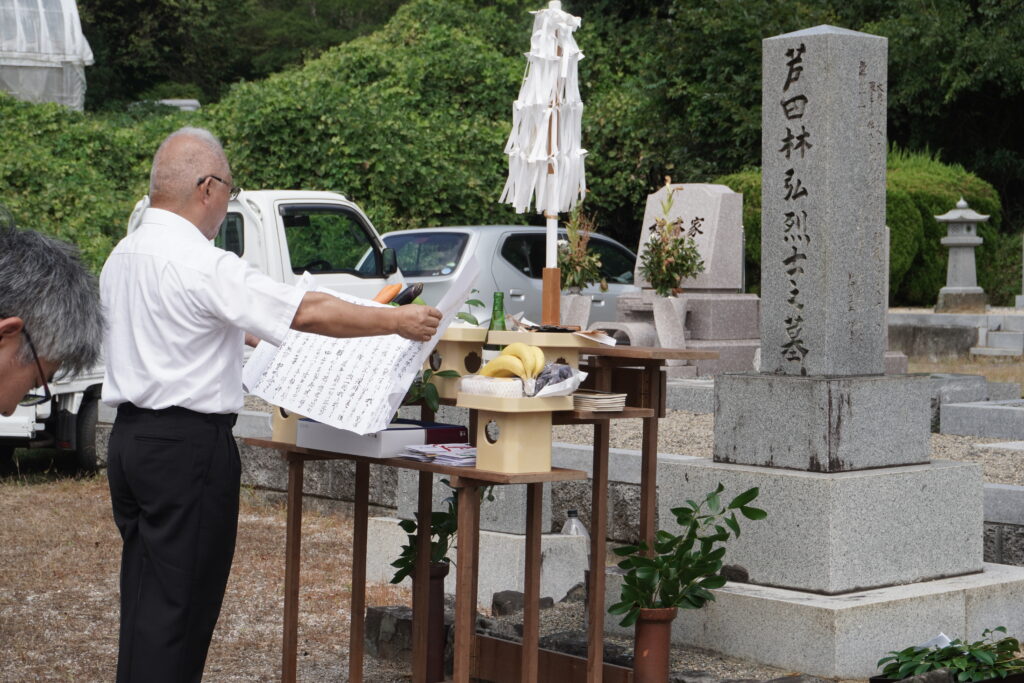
top-left (403, 367), bottom-right (460, 413)
top-left (456, 288), bottom-right (486, 327)
top-left (390, 478), bottom-right (494, 583)
top-left (608, 484), bottom-right (765, 628)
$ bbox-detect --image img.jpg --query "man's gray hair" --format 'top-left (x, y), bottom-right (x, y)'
top-left (0, 225), bottom-right (104, 377)
top-left (149, 127), bottom-right (229, 202)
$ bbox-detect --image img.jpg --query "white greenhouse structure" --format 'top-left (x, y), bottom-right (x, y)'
top-left (0, 0), bottom-right (93, 110)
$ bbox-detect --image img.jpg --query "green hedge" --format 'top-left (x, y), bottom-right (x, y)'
top-left (713, 150), bottom-right (1013, 305)
top-left (0, 94), bottom-right (195, 270)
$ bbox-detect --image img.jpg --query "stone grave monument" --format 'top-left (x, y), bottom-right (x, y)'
top-left (626, 25), bottom-right (1024, 678)
top-left (600, 183), bottom-right (761, 376)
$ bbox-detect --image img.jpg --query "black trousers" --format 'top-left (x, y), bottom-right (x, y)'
top-left (107, 404), bottom-right (240, 683)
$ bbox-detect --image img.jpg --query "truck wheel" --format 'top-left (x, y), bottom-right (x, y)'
top-left (75, 397), bottom-right (99, 471)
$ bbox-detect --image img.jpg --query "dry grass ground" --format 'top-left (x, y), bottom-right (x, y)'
top-left (907, 355), bottom-right (1024, 395)
top-left (0, 461), bottom-right (410, 682)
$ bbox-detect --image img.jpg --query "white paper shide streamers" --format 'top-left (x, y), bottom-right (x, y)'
top-left (499, 2), bottom-right (586, 216)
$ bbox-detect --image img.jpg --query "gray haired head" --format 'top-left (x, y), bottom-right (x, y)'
top-left (149, 127), bottom-right (229, 205)
top-left (0, 225), bottom-right (104, 377)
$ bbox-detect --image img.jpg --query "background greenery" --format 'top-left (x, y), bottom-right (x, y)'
top-left (2, 0), bottom-right (1021, 303)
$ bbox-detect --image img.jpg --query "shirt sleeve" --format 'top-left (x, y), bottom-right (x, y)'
top-left (190, 251), bottom-right (305, 347)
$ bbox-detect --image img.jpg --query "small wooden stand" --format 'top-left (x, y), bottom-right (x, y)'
top-left (542, 267), bottom-right (561, 325)
top-left (270, 407), bottom-right (302, 444)
top-left (427, 327), bottom-right (487, 399)
top-left (456, 393), bottom-right (573, 473)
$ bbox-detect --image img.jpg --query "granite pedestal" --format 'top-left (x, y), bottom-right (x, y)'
top-left (657, 457), bottom-right (983, 594)
top-left (714, 372), bottom-right (931, 471)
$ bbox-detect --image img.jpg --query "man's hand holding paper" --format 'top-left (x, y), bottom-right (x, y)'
top-left (244, 256), bottom-right (480, 435)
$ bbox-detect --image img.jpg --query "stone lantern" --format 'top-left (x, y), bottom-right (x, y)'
top-left (935, 197), bottom-right (988, 312)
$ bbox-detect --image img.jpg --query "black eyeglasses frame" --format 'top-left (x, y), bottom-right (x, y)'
top-left (18, 328), bottom-right (52, 408)
top-left (197, 174), bottom-right (241, 201)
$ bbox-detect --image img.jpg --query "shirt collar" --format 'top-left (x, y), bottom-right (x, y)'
top-left (141, 208), bottom-right (211, 245)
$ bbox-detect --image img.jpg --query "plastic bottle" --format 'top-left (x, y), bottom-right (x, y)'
top-left (560, 509), bottom-right (590, 540)
top-left (481, 291), bottom-right (507, 364)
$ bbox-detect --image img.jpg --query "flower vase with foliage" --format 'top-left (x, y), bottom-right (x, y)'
top-left (558, 204), bottom-right (606, 328)
top-left (610, 484), bottom-right (766, 683)
top-left (638, 180), bottom-right (706, 297)
top-left (559, 204), bottom-right (607, 294)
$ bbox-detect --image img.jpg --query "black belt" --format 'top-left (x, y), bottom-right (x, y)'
top-left (117, 402), bottom-right (238, 427)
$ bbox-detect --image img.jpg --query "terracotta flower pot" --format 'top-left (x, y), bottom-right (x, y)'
top-left (633, 606), bottom-right (678, 683)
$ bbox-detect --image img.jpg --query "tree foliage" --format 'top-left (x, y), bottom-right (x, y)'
top-left (4, 0), bottom-right (1022, 307)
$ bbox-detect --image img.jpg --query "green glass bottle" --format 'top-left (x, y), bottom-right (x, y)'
top-left (482, 291), bottom-right (506, 363)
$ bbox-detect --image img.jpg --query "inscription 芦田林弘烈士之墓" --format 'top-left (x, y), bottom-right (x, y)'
top-left (778, 42), bottom-right (813, 374)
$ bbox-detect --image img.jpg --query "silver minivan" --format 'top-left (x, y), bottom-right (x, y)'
top-left (371, 225), bottom-right (640, 324)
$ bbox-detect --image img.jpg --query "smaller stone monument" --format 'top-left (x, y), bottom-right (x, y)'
top-left (935, 197), bottom-right (988, 313)
top-left (633, 183), bottom-right (744, 292)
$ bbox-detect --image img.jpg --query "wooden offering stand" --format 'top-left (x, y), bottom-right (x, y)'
top-left (248, 344), bottom-right (718, 683)
top-left (456, 393), bottom-right (573, 473)
top-left (426, 326), bottom-right (488, 399)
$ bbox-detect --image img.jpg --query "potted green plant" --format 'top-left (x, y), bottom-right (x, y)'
top-left (609, 484), bottom-right (766, 683)
top-left (558, 203), bottom-right (606, 328)
top-left (874, 628), bottom-right (1024, 683)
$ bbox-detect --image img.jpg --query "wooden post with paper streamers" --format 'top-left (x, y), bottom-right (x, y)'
top-left (499, 0), bottom-right (586, 326)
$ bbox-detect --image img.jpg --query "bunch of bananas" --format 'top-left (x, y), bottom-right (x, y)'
top-left (478, 342), bottom-right (546, 380)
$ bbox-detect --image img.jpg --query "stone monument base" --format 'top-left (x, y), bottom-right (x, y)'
top-left (604, 562), bottom-right (1024, 679)
top-left (714, 372), bottom-right (931, 471)
top-left (936, 287), bottom-right (987, 313)
top-left (657, 458), bottom-right (982, 594)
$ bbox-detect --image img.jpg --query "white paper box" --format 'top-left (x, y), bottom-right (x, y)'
top-left (295, 419), bottom-right (468, 458)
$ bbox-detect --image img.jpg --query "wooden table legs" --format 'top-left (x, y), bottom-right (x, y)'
top-left (453, 480), bottom-right (481, 682)
top-left (349, 462), bottom-right (370, 682)
top-left (522, 483), bottom-right (543, 682)
top-left (639, 361), bottom-right (662, 552)
top-left (587, 422), bottom-right (610, 683)
top-left (412, 471), bottom-right (433, 683)
top-left (282, 453), bottom-right (304, 683)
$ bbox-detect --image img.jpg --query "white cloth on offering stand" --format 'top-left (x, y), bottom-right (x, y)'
top-left (243, 257), bottom-right (480, 435)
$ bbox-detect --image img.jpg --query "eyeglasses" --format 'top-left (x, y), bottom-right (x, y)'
top-left (197, 174), bottom-right (241, 201)
top-left (18, 328), bottom-right (52, 408)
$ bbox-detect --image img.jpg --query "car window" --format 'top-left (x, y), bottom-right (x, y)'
top-left (214, 212), bottom-right (244, 256)
top-left (590, 238), bottom-right (636, 285)
top-left (500, 232), bottom-right (635, 284)
top-left (500, 234), bottom-right (546, 279)
top-left (280, 205), bottom-right (380, 276)
top-left (382, 232), bottom-right (469, 277)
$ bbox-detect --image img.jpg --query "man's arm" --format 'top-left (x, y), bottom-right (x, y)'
top-left (290, 292), bottom-right (442, 342)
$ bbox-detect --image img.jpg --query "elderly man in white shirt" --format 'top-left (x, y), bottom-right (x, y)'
top-left (100, 127), bottom-right (441, 683)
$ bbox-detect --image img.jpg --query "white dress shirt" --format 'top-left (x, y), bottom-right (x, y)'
top-left (101, 208), bottom-right (304, 414)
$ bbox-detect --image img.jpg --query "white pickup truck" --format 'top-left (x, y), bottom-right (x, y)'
top-left (0, 190), bottom-right (404, 469)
